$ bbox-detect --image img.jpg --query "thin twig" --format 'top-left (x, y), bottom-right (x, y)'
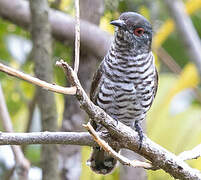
top-left (178, 144), bottom-right (201, 161)
top-left (74, 0), bottom-right (80, 74)
top-left (0, 84), bottom-right (30, 180)
top-left (83, 122), bottom-right (153, 169)
top-left (0, 62), bottom-right (76, 95)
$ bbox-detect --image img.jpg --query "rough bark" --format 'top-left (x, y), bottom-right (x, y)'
top-left (60, 1), bottom-right (104, 179)
top-left (58, 61), bottom-right (201, 180)
top-left (0, 0), bottom-right (111, 59)
top-left (29, 0), bottom-right (59, 180)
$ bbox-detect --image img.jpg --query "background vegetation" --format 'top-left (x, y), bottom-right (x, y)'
top-left (0, 0), bottom-right (201, 179)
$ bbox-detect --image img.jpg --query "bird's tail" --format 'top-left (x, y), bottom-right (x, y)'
top-left (87, 146), bottom-right (119, 174)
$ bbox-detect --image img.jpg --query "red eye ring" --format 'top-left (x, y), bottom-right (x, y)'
top-left (133, 27), bottom-right (144, 37)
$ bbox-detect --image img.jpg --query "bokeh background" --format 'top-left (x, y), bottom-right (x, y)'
top-left (0, 0), bottom-right (201, 179)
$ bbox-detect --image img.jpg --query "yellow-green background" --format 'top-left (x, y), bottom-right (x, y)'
top-left (0, 0), bottom-right (201, 179)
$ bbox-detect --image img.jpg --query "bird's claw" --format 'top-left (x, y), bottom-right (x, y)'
top-left (134, 121), bottom-right (143, 150)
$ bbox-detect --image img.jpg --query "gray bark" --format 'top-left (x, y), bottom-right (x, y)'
top-left (60, 0), bottom-right (104, 179)
top-left (0, 132), bottom-right (94, 146)
top-left (29, 0), bottom-right (59, 180)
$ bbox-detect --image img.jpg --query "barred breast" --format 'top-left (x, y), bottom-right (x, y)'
top-left (95, 48), bottom-right (157, 128)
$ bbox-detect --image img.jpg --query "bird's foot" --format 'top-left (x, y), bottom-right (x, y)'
top-left (114, 118), bottom-right (119, 127)
top-left (134, 121), bottom-right (143, 150)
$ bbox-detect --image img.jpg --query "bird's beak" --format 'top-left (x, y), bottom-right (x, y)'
top-left (110, 19), bottom-right (126, 28)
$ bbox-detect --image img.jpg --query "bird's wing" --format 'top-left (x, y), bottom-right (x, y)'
top-left (89, 61), bottom-right (105, 130)
top-left (90, 61), bottom-right (104, 104)
top-left (153, 67), bottom-right (158, 98)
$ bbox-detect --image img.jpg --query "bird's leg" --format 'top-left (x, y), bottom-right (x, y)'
top-left (114, 118), bottom-right (119, 127)
top-left (134, 121), bottom-right (143, 150)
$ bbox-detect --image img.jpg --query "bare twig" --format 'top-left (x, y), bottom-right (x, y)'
top-left (0, 62), bottom-right (76, 95)
top-left (30, 0), bottom-right (60, 178)
top-left (178, 144), bottom-right (201, 161)
top-left (74, 0), bottom-right (80, 74)
top-left (83, 122), bottom-right (153, 169)
top-left (0, 84), bottom-right (30, 180)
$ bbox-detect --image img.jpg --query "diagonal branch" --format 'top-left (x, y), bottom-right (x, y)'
top-left (56, 59), bottom-right (201, 180)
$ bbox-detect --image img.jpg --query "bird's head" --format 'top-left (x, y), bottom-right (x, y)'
top-left (111, 12), bottom-right (153, 53)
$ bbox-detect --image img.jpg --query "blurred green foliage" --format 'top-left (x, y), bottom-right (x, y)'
top-left (0, 0), bottom-right (201, 179)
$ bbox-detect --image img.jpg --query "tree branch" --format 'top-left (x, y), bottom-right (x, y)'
top-left (74, 0), bottom-right (80, 74)
top-left (0, 130), bottom-right (200, 163)
top-left (0, 131), bottom-right (94, 146)
top-left (0, 0), bottom-right (111, 59)
top-left (0, 62), bottom-right (76, 95)
top-left (29, 0), bottom-right (60, 179)
top-left (56, 60), bottom-right (201, 180)
top-left (178, 144), bottom-right (201, 161)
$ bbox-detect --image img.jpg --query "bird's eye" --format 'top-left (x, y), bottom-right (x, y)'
top-left (133, 27), bottom-right (144, 37)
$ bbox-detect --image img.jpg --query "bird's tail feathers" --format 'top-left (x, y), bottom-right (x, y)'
top-left (87, 146), bottom-right (119, 175)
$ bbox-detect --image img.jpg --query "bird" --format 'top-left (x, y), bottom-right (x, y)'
top-left (88, 12), bottom-right (158, 175)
